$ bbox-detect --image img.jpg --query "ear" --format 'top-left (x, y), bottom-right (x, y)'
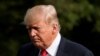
top-left (52, 23), bottom-right (58, 34)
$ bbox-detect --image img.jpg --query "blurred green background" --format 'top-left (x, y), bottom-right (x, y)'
top-left (0, 0), bottom-right (100, 56)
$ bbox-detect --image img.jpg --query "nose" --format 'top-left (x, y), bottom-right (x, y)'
top-left (28, 29), bottom-right (36, 37)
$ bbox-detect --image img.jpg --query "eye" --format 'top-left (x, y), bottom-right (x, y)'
top-left (27, 26), bottom-right (40, 31)
top-left (32, 27), bottom-right (40, 30)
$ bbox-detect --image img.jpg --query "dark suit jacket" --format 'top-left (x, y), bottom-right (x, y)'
top-left (17, 37), bottom-right (94, 56)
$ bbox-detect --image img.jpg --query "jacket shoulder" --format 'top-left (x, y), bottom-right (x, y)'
top-left (58, 37), bottom-right (94, 56)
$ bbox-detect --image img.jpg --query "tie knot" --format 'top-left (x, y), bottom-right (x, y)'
top-left (40, 49), bottom-right (47, 56)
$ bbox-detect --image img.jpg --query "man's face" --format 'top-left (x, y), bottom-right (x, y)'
top-left (26, 19), bottom-right (56, 49)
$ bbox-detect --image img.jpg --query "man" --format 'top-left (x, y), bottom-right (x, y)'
top-left (17, 5), bottom-right (94, 56)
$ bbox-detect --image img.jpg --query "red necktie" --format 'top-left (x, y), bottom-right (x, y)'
top-left (40, 49), bottom-right (47, 56)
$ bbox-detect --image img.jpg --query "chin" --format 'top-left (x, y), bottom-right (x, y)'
top-left (34, 43), bottom-right (43, 48)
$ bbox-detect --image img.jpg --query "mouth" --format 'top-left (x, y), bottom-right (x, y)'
top-left (31, 38), bottom-right (40, 42)
top-left (33, 39), bottom-right (40, 42)
top-left (30, 36), bottom-right (41, 44)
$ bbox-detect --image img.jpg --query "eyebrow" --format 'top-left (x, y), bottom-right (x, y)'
top-left (26, 25), bottom-right (42, 29)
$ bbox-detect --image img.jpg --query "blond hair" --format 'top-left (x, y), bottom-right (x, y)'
top-left (24, 5), bottom-right (60, 30)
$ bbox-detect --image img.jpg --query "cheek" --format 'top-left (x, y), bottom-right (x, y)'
top-left (42, 28), bottom-right (52, 36)
top-left (39, 26), bottom-right (53, 40)
top-left (41, 29), bottom-right (53, 41)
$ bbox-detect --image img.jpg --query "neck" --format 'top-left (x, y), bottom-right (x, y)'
top-left (45, 32), bottom-right (59, 49)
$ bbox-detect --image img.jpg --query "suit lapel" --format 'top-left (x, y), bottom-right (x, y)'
top-left (56, 37), bottom-right (69, 56)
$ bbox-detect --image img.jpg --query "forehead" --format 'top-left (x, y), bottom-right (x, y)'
top-left (25, 11), bottom-right (46, 25)
top-left (27, 20), bottom-right (46, 26)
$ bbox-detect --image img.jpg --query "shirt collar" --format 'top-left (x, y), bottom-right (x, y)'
top-left (46, 32), bottom-right (61, 56)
